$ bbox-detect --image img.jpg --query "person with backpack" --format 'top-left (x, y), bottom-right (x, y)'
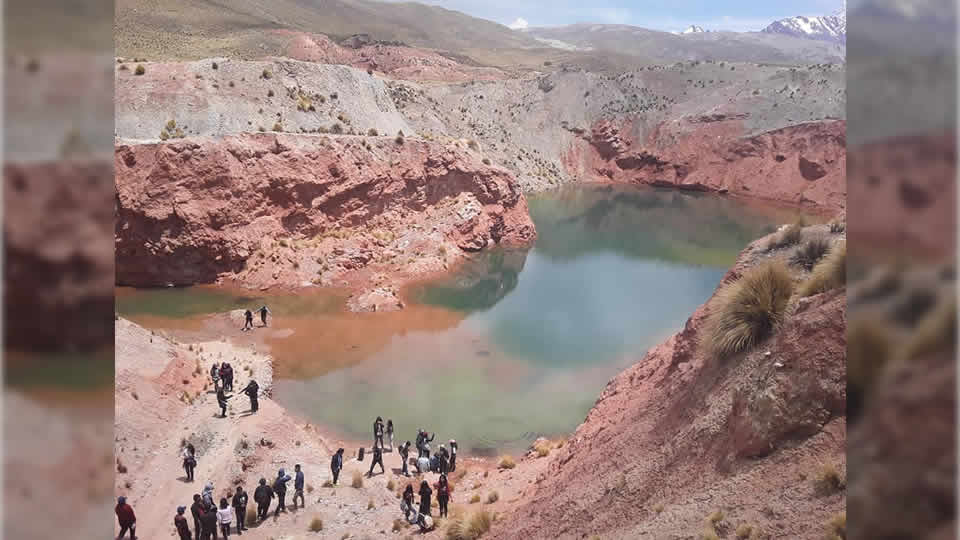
top-left (373, 416), bottom-right (385, 449)
top-left (398, 440), bottom-right (411, 477)
top-left (202, 483), bottom-right (216, 509)
top-left (116, 496), bottom-right (137, 539)
top-left (216, 498), bottom-right (233, 539)
top-left (257, 305), bottom-right (271, 327)
top-left (175, 506), bottom-right (192, 540)
top-left (386, 419), bottom-right (395, 450)
top-left (240, 380), bottom-right (259, 413)
top-left (435, 474), bottom-right (451, 518)
top-left (190, 494), bottom-right (204, 540)
top-left (182, 443), bottom-right (197, 482)
top-left (367, 444), bottom-right (385, 477)
top-left (216, 386), bottom-right (232, 418)
top-left (330, 448), bottom-right (344, 485)
top-left (293, 464), bottom-right (306, 509)
top-left (210, 363), bottom-right (221, 391)
top-left (253, 478), bottom-right (273, 522)
top-left (273, 469), bottom-right (292, 517)
top-left (232, 486), bottom-right (248, 535)
top-left (243, 310), bottom-right (254, 331)
top-left (418, 480), bottom-right (432, 516)
top-left (198, 502), bottom-right (218, 540)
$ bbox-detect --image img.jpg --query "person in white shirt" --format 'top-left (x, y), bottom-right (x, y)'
top-left (216, 498), bottom-right (234, 538)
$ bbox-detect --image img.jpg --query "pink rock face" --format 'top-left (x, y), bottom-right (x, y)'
top-left (115, 133), bottom-right (535, 297)
top-left (564, 118), bottom-right (847, 215)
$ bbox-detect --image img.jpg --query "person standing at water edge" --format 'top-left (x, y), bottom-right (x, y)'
top-left (399, 440), bottom-right (411, 477)
top-left (175, 506), bottom-right (192, 540)
top-left (232, 486), bottom-right (248, 535)
top-left (190, 494), bottom-right (204, 540)
top-left (254, 478), bottom-right (273, 521)
top-left (273, 469), bottom-right (292, 516)
top-left (368, 444), bottom-right (385, 477)
top-left (243, 309), bottom-right (254, 331)
top-left (402, 484), bottom-right (416, 521)
top-left (257, 305), bottom-right (270, 326)
top-left (331, 448), bottom-right (344, 485)
top-left (116, 496), bottom-right (137, 539)
top-left (386, 419), bottom-right (394, 450)
top-left (373, 416), bottom-right (385, 449)
top-left (435, 474), bottom-right (450, 518)
top-left (418, 480), bottom-right (432, 516)
top-left (241, 379), bottom-right (259, 413)
top-left (293, 464), bottom-right (305, 509)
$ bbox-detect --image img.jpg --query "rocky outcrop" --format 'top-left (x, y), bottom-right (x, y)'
top-left (488, 231), bottom-right (846, 540)
top-left (115, 133), bottom-right (536, 302)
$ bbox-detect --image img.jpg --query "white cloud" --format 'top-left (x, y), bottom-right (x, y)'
top-left (508, 17), bottom-right (529, 29)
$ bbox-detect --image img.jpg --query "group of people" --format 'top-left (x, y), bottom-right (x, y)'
top-left (210, 363), bottom-right (260, 418)
top-left (242, 305), bottom-right (270, 331)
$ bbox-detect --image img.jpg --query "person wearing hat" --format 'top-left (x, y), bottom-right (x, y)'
top-left (115, 496), bottom-right (137, 539)
top-left (175, 506), bottom-right (192, 540)
top-left (253, 478), bottom-right (274, 522)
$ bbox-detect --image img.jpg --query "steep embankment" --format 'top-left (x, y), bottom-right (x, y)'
top-left (488, 225), bottom-right (847, 539)
top-left (114, 133), bottom-right (535, 309)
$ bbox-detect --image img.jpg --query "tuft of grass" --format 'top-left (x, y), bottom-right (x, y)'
top-left (367, 128), bottom-right (379, 136)
top-left (827, 511), bottom-right (845, 539)
top-left (497, 456), bottom-right (515, 470)
top-left (246, 507), bottom-right (257, 526)
top-left (790, 237), bottom-right (831, 270)
top-left (704, 261), bottom-right (795, 359)
top-left (393, 518), bottom-right (404, 532)
top-left (653, 503), bottom-right (664, 513)
top-left (798, 240), bottom-right (846, 297)
top-left (829, 219), bottom-right (845, 234)
top-left (272, 122), bottom-right (284, 132)
top-left (386, 478), bottom-right (395, 491)
top-left (322, 480), bottom-right (334, 488)
top-left (533, 440), bottom-right (551, 458)
top-left (352, 471), bottom-right (364, 488)
top-left (134, 64), bottom-right (145, 75)
top-left (262, 69), bottom-right (272, 79)
top-left (469, 494), bottom-right (480, 504)
top-left (395, 134), bottom-right (405, 145)
top-left (308, 516), bottom-right (323, 532)
top-left (445, 510), bottom-right (492, 540)
top-left (331, 123), bottom-right (343, 134)
top-left (482, 158), bottom-right (491, 165)
top-left (701, 531), bottom-right (720, 540)
top-left (485, 491), bottom-right (498, 504)
top-left (212, 61), bottom-right (218, 69)
top-left (735, 523), bottom-right (753, 539)
top-left (814, 463), bottom-right (846, 495)
top-left (766, 222), bottom-right (802, 251)
top-left (707, 509), bottom-right (725, 527)
top-left (367, 498), bottom-right (375, 510)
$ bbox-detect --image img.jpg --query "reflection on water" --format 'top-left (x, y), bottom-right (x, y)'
top-left (118, 185), bottom-right (804, 453)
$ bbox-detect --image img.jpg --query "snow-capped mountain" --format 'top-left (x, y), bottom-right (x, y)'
top-left (681, 25), bottom-right (706, 34)
top-left (762, 5), bottom-right (846, 43)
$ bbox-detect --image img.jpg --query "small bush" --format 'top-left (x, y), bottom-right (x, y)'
top-left (703, 261), bottom-right (795, 358)
top-left (367, 498), bottom-right (375, 510)
top-left (322, 480), bottom-right (334, 488)
top-left (393, 518), bottom-right (403, 531)
top-left (790, 237), bottom-right (831, 270)
top-left (246, 506), bottom-right (257, 526)
top-left (799, 240), bottom-right (845, 297)
top-left (469, 494), bottom-right (480, 504)
top-left (827, 511), bottom-right (845, 538)
top-left (272, 122), bottom-right (283, 132)
top-left (135, 64), bottom-right (145, 75)
top-left (352, 471), bottom-right (364, 488)
top-left (395, 134), bottom-right (405, 145)
top-left (262, 69), bottom-right (272, 79)
top-left (486, 491), bottom-right (498, 504)
top-left (212, 61), bottom-right (218, 70)
top-left (386, 478), bottom-right (395, 491)
top-left (653, 503), bottom-right (664, 513)
top-left (367, 128), bottom-right (379, 136)
top-left (446, 510), bottom-right (492, 540)
top-left (766, 223), bottom-right (802, 251)
top-left (829, 219), bottom-right (845, 233)
top-left (308, 516), bottom-right (323, 532)
top-left (267, 89), bottom-right (274, 97)
top-left (482, 158), bottom-right (491, 165)
top-left (735, 523), bottom-right (753, 539)
top-left (331, 123), bottom-right (343, 134)
top-left (533, 440), bottom-right (551, 458)
top-left (814, 463), bottom-right (846, 494)
top-left (707, 509), bottom-right (725, 527)
top-left (701, 531), bottom-right (720, 540)
top-left (160, 130), bottom-right (170, 141)
top-left (498, 456), bottom-right (515, 469)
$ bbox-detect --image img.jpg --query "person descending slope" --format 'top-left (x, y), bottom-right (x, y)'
top-left (240, 379), bottom-right (259, 413)
top-left (398, 440), bottom-right (411, 477)
top-left (182, 443), bottom-right (197, 482)
top-left (198, 502), bottom-right (218, 540)
top-left (293, 464), bottom-right (306, 509)
top-left (386, 419), bottom-right (395, 450)
top-left (449, 440), bottom-right (458, 472)
top-left (243, 310), bottom-right (254, 331)
top-left (367, 444), bottom-right (385, 477)
top-left (202, 483), bottom-right (215, 509)
top-left (210, 362), bottom-right (221, 391)
top-left (331, 448), bottom-right (344, 485)
top-left (253, 478), bottom-right (273, 522)
top-left (115, 496), bottom-right (137, 539)
top-left (257, 305), bottom-right (271, 327)
top-left (221, 363), bottom-right (233, 392)
top-left (401, 484), bottom-right (416, 521)
top-left (175, 506), bottom-right (192, 540)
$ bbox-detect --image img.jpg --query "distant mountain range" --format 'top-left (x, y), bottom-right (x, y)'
top-left (761, 4), bottom-right (846, 44)
top-left (681, 25), bottom-right (706, 34)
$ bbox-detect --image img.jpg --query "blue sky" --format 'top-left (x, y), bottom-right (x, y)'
top-left (383, 0), bottom-right (845, 32)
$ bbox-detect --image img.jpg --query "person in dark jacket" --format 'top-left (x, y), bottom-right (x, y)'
top-left (435, 474), bottom-right (450, 518)
top-left (257, 305), bottom-right (271, 326)
top-left (437, 444), bottom-right (449, 474)
top-left (182, 443), bottom-right (197, 482)
top-left (416, 429), bottom-right (434, 458)
top-left (198, 502), bottom-right (218, 540)
top-left (243, 310), bottom-right (254, 331)
top-left (232, 486), bottom-right (248, 535)
top-left (331, 448), bottom-right (344, 485)
top-left (175, 506), bottom-right (192, 540)
top-left (398, 441), bottom-right (411, 477)
top-left (418, 480), bottom-right (432, 516)
top-left (253, 478), bottom-right (273, 522)
top-left (273, 469), bottom-right (292, 517)
top-left (116, 496), bottom-right (137, 539)
top-left (210, 362), bottom-right (221, 391)
top-left (221, 363), bottom-right (234, 392)
top-left (240, 380), bottom-right (259, 413)
top-left (292, 464), bottom-right (306, 509)
top-left (402, 484), bottom-right (415, 521)
top-left (386, 419), bottom-right (394, 450)
top-left (190, 494), bottom-right (204, 540)
top-left (216, 387), bottom-right (232, 418)
top-left (373, 416), bottom-right (384, 449)
top-left (367, 444), bottom-right (385, 477)
top-left (448, 440), bottom-right (458, 472)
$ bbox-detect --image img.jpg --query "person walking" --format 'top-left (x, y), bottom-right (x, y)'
top-left (210, 362), bottom-right (221, 391)
top-left (449, 440), bottom-right (458, 472)
top-left (373, 416), bottom-right (384, 449)
top-left (253, 478), bottom-right (273, 522)
top-left (367, 444), bottom-right (385, 477)
top-left (331, 448), bottom-right (344, 485)
top-left (273, 469), bottom-right (292, 517)
top-left (115, 496), bottom-right (137, 539)
top-left (175, 506), bottom-right (192, 540)
top-left (216, 498), bottom-right (233, 539)
top-left (182, 443), bottom-right (197, 482)
top-left (240, 379), bottom-right (259, 413)
top-left (398, 440), bottom-right (411, 477)
top-left (435, 474), bottom-right (451, 518)
top-left (257, 306), bottom-right (271, 327)
top-left (190, 494), bottom-right (204, 540)
top-left (198, 502), bottom-right (218, 540)
top-left (293, 464), bottom-right (306, 509)
top-left (418, 480), bottom-right (432, 517)
top-left (216, 386), bottom-right (232, 418)
top-left (232, 486), bottom-right (248, 535)
top-left (386, 419), bottom-right (394, 450)
top-left (243, 309), bottom-right (254, 331)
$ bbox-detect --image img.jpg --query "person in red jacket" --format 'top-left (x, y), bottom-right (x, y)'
top-left (115, 496), bottom-right (137, 539)
top-left (175, 506), bottom-right (192, 540)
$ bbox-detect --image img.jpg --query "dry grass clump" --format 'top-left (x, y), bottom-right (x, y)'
top-left (351, 471), bottom-right (364, 488)
top-left (445, 510), bottom-right (492, 540)
top-left (814, 463), bottom-right (846, 495)
top-left (533, 440), bottom-right (551, 458)
top-left (703, 261), bottom-right (794, 358)
top-left (308, 516), bottom-right (323, 531)
top-left (486, 491), bottom-right (498, 504)
top-left (393, 518), bottom-right (404, 532)
top-left (701, 531), bottom-right (720, 540)
top-left (735, 523), bottom-right (754, 539)
top-left (272, 122), bottom-right (284, 132)
top-left (386, 478), bottom-right (395, 491)
top-left (790, 237), bottom-right (831, 270)
top-left (367, 498), bottom-right (375, 510)
top-left (707, 509), bottom-right (725, 527)
top-left (262, 69), bottom-right (272, 79)
top-left (829, 219), bottom-right (845, 234)
top-left (322, 479), bottom-right (334, 488)
top-left (368, 128), bottom-right (379, 136)
top-left (497, 456), bottom-right (515, 469)
top-left (469, 494), bottom-right (481, 504)
top-left (395, 133), bottom-right (405, 145)
top-left (827, 511), bottom-right (845, 539)
top-left (331, 123), bottom-right (344, 134)
top-left (847, 319), bottom-right (893, 418)
top-left (798, 240), bottom-right (845, 297)
top-left (766, 222), bottom-right (803, 251)
top-left (246, 506), bottom-right (257, 526)
top-left (134, 64), bottom-right (145, 75)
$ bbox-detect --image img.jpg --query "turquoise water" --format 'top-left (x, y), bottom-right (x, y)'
top-left (117, 185), bottom-right (800, 454)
